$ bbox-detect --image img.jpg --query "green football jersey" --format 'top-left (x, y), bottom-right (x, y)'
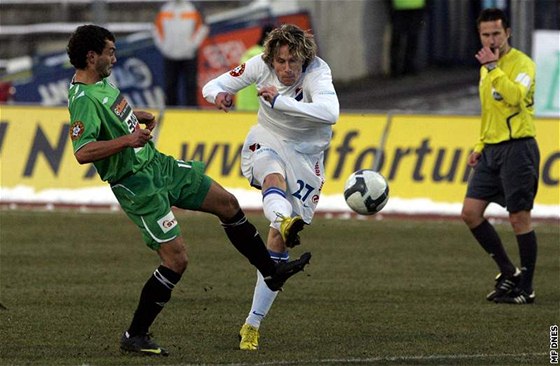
top-left (68, 78), bottom-right (155, 183)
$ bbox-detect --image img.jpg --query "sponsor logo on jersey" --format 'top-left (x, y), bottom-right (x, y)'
top-left (314, 161), bottom-right (321, 176)
top-left (70, 121), bottom-right (85, 141)
top-left (111, 94), bottom-right (139, 133)
top-left (157, 211), bottom-right (178, 234)
top-left (229, 63), bottom-right (246, 77)
top-left (127, 113), bottom-right (140, 134)
top-left (111, 94), bottom-right (132, 121)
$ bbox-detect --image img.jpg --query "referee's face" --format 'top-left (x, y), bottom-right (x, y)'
top-left (479, 20), bottom-right (510, 56)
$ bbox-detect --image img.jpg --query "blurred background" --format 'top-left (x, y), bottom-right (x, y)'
top-left (0, 0), bottom-right (558, 113)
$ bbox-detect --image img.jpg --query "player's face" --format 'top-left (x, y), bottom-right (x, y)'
top-left (93, 40), bottom-right (117, 79)
top-left (479, 19), bottom-right (510, 55)
top-left (272, 44), bottom-right (303, 86)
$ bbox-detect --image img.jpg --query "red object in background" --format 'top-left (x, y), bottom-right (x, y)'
top-left (197, 12), bottom-right (312, 107)
top-left (0, 81), bottom-right (14, 102)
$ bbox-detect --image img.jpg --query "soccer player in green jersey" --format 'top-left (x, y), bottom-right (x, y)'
top-left (66, 24), bottom-right (311, 356)
top-left (461, 8), bottom-right (539, 305)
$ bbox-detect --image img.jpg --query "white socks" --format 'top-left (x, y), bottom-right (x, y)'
top-left (248, 187), bottom-right (292, 328)
top-left (262, 187), bottom-right (293, 230)
top-left (244, 271), bottom-right (279, 328)
top-left (245, 251), bottom-right (288, 329)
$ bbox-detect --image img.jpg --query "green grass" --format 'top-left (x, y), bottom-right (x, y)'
top-left (0, 210), bottom-right (558, 365)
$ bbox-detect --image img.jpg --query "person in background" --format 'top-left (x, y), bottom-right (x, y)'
top-left (389, 0), bottom-right (426, 77)
top-left (461, 8), bottom-right (539, 305)
top-left (236, 24), bottom-right (274, 111)
top-left (153, 0), bottom-right (208, 106)
top-left (481, 0), bottom-right (509, 11)
top-left (203, 24), bottom-right (339, 350)
top-left (66, 24), bottom-right (311, 357)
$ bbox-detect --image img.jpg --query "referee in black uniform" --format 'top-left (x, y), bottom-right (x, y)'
top-left (461, 8), bottom-right (539, 305)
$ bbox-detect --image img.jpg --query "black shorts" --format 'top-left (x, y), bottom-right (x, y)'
top-left (466, 137), bottom-right (540, 213)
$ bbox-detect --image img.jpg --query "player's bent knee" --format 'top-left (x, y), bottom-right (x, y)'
top-left (158, 238), bottom-right (189, 274)
top-left (461, 207), bottom-right (480, 227)
top-left (218, 190), bottom-right (241, 219)
top-left (165, 254), bottom-right (188, 274)
top-left (263, 173), bottom-right (285, 188)
top-left (509, 211), bottom-right (532, 234)
top-left (200, 182), bottom-right (241, 219)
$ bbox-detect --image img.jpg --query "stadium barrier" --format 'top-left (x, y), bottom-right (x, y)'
top-left (1, 105), bottom-right (558, 218)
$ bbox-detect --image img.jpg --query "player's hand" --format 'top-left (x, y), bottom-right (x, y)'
top-left (475, 46), bottom-right (499, 65)
top-left (215, 92), bottom-right (233, 112)
top-left (467, 151), bottom-right (481, 167)
top-left (134, 111), bottom-right (157, 131)
top-left (128, 128), bottom-right (152, 148)
top-left (258, 86), bottom-right (279, 105)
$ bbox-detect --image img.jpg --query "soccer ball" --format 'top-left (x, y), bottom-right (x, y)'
top-left (343, 169), bottom-right (389, 215)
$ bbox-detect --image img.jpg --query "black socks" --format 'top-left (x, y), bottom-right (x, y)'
top-left (516, 230), bottom-right (537, 292)
top-left (221, 210), bottom-right (275, 277)
top-left (471, 220), bottom-right (538, 292)
top-left (128, 265), bottom-right (181, 336)
top-left (470, 219), bottom-right (516, 276)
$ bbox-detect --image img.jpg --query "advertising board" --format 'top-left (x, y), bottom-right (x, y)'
top-left (1, 106), bottom-right (557, 210)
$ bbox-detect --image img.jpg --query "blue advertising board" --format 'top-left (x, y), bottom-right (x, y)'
top-left (12, 34), bottom-right (166, 108)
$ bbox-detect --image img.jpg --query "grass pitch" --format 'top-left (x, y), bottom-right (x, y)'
top-left (0, 210), bottom-right (558, 365)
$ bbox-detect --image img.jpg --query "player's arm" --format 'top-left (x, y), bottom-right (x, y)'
top-left (134, 110), bottom-right (156, 131)
top-left (270, 69), bottom-right (339, 124)
top-left (202, 55), bottom-right (262, 111)
top-left (74, 129), bottom-right (152, 164)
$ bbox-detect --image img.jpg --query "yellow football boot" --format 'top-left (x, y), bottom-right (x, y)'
top-left (239, 323), bottom-right (259, 350)
top-left (279, 215), bottom-right (305, 247)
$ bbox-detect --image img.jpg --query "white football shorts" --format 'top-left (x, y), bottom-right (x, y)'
top-left (241, 124), bottom-right (325, 224)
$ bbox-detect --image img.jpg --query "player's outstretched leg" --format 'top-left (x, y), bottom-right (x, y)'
top-left (264, 252), bottom-right (311, 291)
top-left (221, 210), bottom-right (311, 291)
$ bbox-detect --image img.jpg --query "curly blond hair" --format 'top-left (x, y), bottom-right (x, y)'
top-left (261, 24), bottom-right (317, 68)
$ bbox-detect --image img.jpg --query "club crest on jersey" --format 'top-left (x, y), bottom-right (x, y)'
top-left (229, 63), bottom-right (246, 77)
top-left (70, 121), bottom-right (85, 141)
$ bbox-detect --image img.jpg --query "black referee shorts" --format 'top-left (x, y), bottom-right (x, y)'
top-left (466, 137), bottom-right (540, 213)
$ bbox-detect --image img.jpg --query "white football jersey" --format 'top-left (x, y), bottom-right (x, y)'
top-left (202, 54), bottom-right (339, 154)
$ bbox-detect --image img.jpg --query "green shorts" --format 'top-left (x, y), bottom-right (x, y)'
top-left (111, 151), bottom-right (212, 250)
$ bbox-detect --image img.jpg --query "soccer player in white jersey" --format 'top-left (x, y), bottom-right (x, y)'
top-left (203, 24), bottom-right (339, 350)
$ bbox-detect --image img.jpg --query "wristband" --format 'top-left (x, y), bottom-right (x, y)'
top-left (485, 63), bottom-right (497, 72)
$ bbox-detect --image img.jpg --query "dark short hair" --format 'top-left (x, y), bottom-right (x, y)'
top-left (477, 8), bottom-right (510, 29)
top-left (67, 24), bottom-right (115, 69)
